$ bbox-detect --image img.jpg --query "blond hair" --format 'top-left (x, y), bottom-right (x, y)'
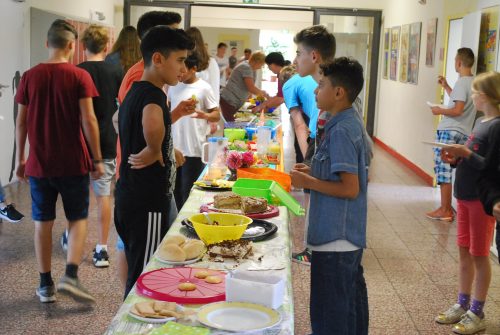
top-left (81, 25), bottom-right (109, 54)
top-left (473, 71), bottom-right (500, 107)
top-left (279, 64), bottom-right (297, 84)
top-left (249, 51), bottom-right (266, 64)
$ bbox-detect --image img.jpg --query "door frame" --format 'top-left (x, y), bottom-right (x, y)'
top-left (314, 8), bottom-right (382, 136)
top-left (124, 1), bottom-right (382, 136)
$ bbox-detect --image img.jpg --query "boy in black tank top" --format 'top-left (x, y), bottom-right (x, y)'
top-left (114, 26), bottom-right (194, 297)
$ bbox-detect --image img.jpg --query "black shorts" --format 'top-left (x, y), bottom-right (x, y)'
top-left (114, 194), bottom-right (171, 297)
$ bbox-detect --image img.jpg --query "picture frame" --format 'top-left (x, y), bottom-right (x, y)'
top-left (425, 18), bottom-right (438, 66)
top-left (390, 26), bottom-right (400, 81)
top-left (408, 22), bottom-right (422, 84)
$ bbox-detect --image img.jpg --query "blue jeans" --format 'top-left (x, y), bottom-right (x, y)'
top-left (310, 249), bottom-right (368, 335)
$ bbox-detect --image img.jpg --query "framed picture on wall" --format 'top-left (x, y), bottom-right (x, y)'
top-left (426, 18), bottom-right (438, 66)
top-left (399, 24), bottom-right (410, 82)
top-left (383, 28), bottom-right (390, 79)
top-left (408, 22), bottom-right (422, 84)
top-left (477, 6), bottom-right (499, 73)
top-left (390, 26), bottom-right (400, 81)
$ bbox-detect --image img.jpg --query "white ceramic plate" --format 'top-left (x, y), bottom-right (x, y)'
top-left (155, 252), bottom-right (204, 265)
top-left (197, 301), bottom-right (281, 332)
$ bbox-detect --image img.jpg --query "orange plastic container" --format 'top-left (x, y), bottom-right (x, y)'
top-left (237, 168), bottom-right (291, 192)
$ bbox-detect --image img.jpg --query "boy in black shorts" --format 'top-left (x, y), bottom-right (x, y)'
top-left (114, 26), bottom-right (194, 296)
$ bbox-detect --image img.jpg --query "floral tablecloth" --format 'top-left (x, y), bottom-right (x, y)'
top-left (104, 187), bottom-right (294, 335)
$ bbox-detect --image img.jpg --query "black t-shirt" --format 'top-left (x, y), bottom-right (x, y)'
top-left (455, 117), bottom-right (500, 200)
top-left (229, 55), bottom-right (237, 69)
top-left (77, 61), bottom-right (122, 158)
top-left (116, 81), bottom-right (173, 205)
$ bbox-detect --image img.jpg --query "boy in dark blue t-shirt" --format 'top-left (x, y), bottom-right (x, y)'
top-left (291, 57), bottom-right (369, 335)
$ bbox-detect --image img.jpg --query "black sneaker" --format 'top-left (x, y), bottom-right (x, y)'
top-left (57, 275), bottom-right (95, 304)
top-left (0, 204), bottom-right (24, 223)
top-left (92, 248), bottom-right (110, 268)
top-left (292, 248), bottom-right (312, 266)
top-left (36, 284), bottom-right (56, 303)
top-left (60, 230), bottom-right (68, 252)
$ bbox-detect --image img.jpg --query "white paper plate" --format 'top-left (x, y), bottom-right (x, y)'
top-left (155, 253), bottom-right (204, 265)
top-left (197, 301), bottom-right (281, 332)
top-left (421, 141), bottom-right (452, 148)
top-left (128, 304), bottom-right (185, 324)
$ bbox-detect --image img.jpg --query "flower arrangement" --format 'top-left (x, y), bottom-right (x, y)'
top-left (226, 151), bottom-right (255, 170)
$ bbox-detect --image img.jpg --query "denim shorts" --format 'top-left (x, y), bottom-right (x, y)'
top-left (29, 175), bottom-right (89, 221)
top-left (91, 159), bottom-right (116, 197)
top-left (115, 196), bottom-right (178, 251)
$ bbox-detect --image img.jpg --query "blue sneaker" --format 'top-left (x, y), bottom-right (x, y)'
top-left (36, 285), bottom-right (56, 303)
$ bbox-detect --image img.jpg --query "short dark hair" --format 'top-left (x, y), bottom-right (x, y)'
top-left (265, 52), bottom-right (286, 67)
top-left (137, 11), bottom-right (182, 39)
top-left (140, 26), bottom-right (194, 67)
top-left (47, 19), bottom-right (77, 49)
top-left (185, 51), bottom-right (200, 70)
top-left (217, 42), bottom-right (228, 49)
top-left (244, 48), bottom-right (252, 54)
top-left (294, 25), bottom-right (336, 61)
top-left (320, 57), bottom-right (364, 103)
top-left (457, 47), bottom-right (475, 68)
top-left (231, 47), bottom-right (237, 50)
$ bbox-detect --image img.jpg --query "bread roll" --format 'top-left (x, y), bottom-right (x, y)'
top-left (194, 270), bottom-right (209, 279)
top-left (158, 244), bottom-right (186, 262)
top-left (164, 235), bottom-right (186, 246)
top-left (204, 275), bottom-right (222, 284)
top-left (183, 240), bottom-right (205, 260)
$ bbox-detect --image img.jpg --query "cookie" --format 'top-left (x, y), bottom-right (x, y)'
top-left (204, 275), bottom-right (222, 284)
top-left (178, 282), bottom-right (197, 291)
top-left (193, 270), bottom-right (209, 279)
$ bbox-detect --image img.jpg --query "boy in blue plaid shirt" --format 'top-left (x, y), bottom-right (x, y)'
top-left (426, 48), bottom-right (476, 221)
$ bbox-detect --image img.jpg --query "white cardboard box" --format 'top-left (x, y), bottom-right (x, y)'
top-left (225, 271), bottom-right (285, 309)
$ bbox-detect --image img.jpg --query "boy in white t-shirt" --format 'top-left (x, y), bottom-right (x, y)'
top-left (168, 52), bottom-right (220, 209)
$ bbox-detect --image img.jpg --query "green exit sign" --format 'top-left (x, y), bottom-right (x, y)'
top-left (243, 0), bottom-right (259, 3)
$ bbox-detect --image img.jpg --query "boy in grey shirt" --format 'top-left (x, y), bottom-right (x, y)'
top-left (426, 48), bottom-right (476, 221)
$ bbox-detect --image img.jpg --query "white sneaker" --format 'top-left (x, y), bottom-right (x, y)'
top-left (435, 303), bottom-right (466, 324)
top-left (452, 310), bottom-right (486, 335)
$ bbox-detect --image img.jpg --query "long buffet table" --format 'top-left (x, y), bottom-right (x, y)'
top-left (105, 115), bottom-right (295, 335)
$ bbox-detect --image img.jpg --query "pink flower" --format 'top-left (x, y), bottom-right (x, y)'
top-left (226, 151), bottom-right (243, 170)
top-left (241, 151), bottom-right (254, 167)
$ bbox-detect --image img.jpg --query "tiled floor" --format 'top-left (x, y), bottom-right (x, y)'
top-left (2, 142), bottom-right (500, 334)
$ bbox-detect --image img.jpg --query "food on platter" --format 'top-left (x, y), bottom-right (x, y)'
top-left (213, 192), bottom-right (268, 214)
top-left (178, 282), bottom-right (197, 291)
top-left (164, 235), bottom-right (186, 246)
top-left (157, 236), bottom-right (205, 262)
top-left (214, 192), bottom-right (241, 209)
top-left (241, 197), bottom-right (268, 214)
top-left (183, 240), bottom-right (205, 260)
top-left (194, 270), bottom-right (210, 279)
top-left (194, 179), bottom-right (234, 189)
top-left (204, 275), bottom-right (223, 284)
top-left (158, 244), bottom-right (186, 262)
top-left (130, 301), bottom-right (184, 319)
top-left (207, 239), bottom-right (253, 260)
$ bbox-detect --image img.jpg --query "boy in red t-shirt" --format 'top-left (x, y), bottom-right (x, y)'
top-left (15, 20), bottom-right (104, 304)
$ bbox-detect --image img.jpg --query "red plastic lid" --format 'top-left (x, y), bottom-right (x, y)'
top-left (136, 267), bottom-right (226, 304)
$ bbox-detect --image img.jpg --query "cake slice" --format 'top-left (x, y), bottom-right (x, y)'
top-left (241, 196), bottom-right (268, 214)
top-left (214, 192), bottom-right (241, 209)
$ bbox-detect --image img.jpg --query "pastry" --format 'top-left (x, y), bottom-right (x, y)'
top-left (207, 240), bottom-right (253, 259)
top-left (178, 282), bottom-right (197, 291)
top-left (153, 301), bottom-right (176, 313)
top-left (182, 240), bottom-right (205, 260)
top-left (164, 235), bottom-right (186, 246)
top-left (158, 244), bottom-right (186, 262)
top-left (193, 270), bottom-right (209, 279)
top-left (132, 301), bottom-right (185, 319)
top-left (204, 275), bottom-right (222, 284)
top-left (214, 192), bottom-right (241, 209)
top-left (135, 302), bottom-right (156, 317)
top-left (241, 196), bottom-right (268, 214)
